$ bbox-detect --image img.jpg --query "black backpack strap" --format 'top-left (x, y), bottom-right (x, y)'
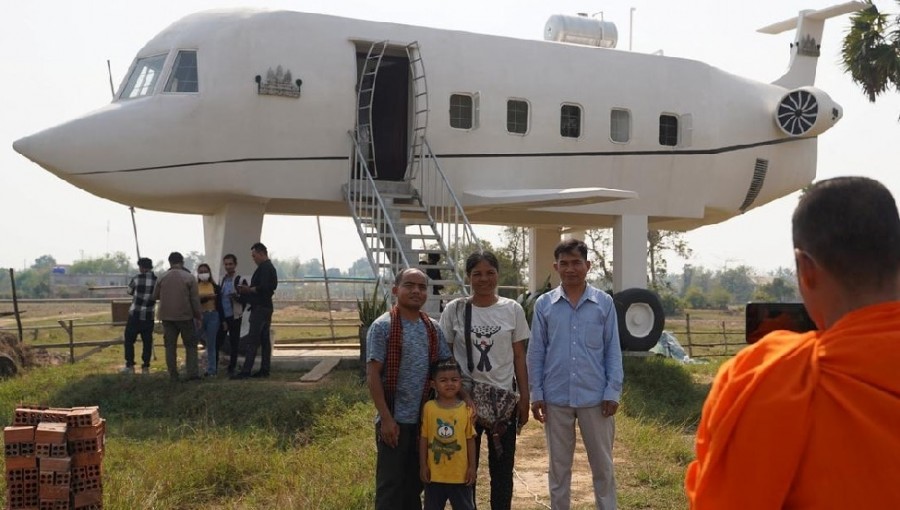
top-left (464, 300), bottom-right (474, 374)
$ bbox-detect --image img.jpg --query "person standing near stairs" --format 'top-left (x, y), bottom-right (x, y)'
top-left (120, 257), bottom-right (157, 374)
top-left (422, 252), bottom-right (445, 315)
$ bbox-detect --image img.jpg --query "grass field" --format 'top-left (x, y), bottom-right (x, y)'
top-left (0, 303), bottom-right (731, 509)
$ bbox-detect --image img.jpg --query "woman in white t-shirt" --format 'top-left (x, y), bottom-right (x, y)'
top-left (439, 251), bottom-right (530, 510)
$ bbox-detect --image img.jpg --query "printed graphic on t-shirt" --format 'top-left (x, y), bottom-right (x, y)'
top-left (428, 417), bottom-right (462, 464)
top-left (472, 325), bottom-right (502, 372)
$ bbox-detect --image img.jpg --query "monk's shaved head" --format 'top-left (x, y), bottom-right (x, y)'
top-left (793, 176), bottom-right (900, 291)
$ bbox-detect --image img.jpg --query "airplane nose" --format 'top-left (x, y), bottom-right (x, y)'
top-left (13, 118), bottom-right (94, 177)
top-left (13, 132), bottom-right (52, 171)
top-left (12, 102), bottom-right (135, 179)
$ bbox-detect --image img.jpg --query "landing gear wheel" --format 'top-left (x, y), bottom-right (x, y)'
top-left (614, 288), bottom-right (665, 351)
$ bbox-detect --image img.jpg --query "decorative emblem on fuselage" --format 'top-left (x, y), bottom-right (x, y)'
top-left (255, 65), bottom-right (302, 98)
top-left (796, 34), bottom-right (820, 57)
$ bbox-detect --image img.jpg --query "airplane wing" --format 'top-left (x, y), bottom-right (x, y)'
top-left (462, 187), bottom-right (637, 210)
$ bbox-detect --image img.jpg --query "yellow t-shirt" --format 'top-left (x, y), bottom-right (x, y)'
top-left (198, 281), bottom-right (216, 313)
top-left (420, 400), bottom-right (474, 484)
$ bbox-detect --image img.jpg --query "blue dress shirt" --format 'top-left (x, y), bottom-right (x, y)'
top-left (527, 284), bottom-right (624, 406)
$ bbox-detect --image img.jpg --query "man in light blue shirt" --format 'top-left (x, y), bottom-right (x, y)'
top-left (527, 238), bottom-right (623, 510)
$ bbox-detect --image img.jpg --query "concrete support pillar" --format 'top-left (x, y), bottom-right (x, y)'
top-left (202, 202), bottom-right (267, 277)
top-left (613, 214), bottom-right (648, 292)
top-left (528, 227), bottom-right (561, 292)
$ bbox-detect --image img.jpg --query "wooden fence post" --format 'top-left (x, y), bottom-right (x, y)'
top-left (10, 269), bottom-right (23, 343)
top-left (721, 321), bottom-right (728, 356)
top-left (685, 313), bottom-right (693, 358)
top-left (58, 320), bottom-right (75, 364)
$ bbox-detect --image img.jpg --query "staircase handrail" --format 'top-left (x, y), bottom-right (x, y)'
top-left (346, 131), bottom-right (411, 283)
top-left (422, 138), bottom-right (479, 247)
top-left (410, 138), bottom-right (482, 290)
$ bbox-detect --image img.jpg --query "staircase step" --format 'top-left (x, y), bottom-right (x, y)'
top-left (391, 204), bottom-right (427, 212)
top-left (378, 193), bottom-right (418, 202)
top-left (417, 264), bottom-right (455, 270)
top-left (364, 232), bottom-right (438, 239)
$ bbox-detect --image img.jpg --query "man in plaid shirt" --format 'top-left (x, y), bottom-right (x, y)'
top-left (121, 257), bottom-right (157, 374)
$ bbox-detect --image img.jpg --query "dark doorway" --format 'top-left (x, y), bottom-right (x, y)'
top-left (356, 53), bottom-right (409, 181)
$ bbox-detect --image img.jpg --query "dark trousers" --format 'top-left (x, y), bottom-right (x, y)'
top-left (123, 314), bottom-right (154, 368)
top-left (162, 319), bottom-right (198, 379)
top-left (473, 418), bottom-right (517, 510)
top-left (424, 482), bottom-right (475, 510)
top-left (376, 422), bottom-right (422, 510)
top-left (220, 316), bottom-right (242, 373)
top-left (239, 306), bottom-right (272, 375)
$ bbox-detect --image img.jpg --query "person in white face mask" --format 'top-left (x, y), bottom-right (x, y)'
top-left (196, 263), bottom-right (225, 376)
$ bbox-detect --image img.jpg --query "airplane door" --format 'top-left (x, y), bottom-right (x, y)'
top-left (356, 52), bottom-right (409, 181)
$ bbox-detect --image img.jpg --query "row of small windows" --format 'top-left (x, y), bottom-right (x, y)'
top-left (449, 93), bottom-right (681, 147)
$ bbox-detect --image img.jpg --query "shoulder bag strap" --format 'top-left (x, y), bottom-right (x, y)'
top-left (464, 300), bottom-right (475, 374)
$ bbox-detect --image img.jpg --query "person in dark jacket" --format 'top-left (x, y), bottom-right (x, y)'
top-left (231, 242), bottom-right (278, 379)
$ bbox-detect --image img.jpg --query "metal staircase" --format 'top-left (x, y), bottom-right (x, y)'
top-left (356, 41), bottom-right (387, 176)
top-left (345, 41), bottom-right (480, 316)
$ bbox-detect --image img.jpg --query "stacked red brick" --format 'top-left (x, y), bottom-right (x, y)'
top-left (4, 406), bottom-right (104, 510)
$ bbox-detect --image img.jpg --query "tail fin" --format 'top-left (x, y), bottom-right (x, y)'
top-left (758, 2), bottom-right (866, 88)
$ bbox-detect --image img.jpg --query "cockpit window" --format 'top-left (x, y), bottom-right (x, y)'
top-left (164, 51), bottom-right (198, 93)
top-left (120, 54), bottom-right (167, 99)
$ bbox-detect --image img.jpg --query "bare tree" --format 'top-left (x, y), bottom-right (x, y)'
top-left (648, 230), bottom-right (692, 289)
top-left (584, 229), bottom-right (614, 287)
top-left (500, 226), bottom-right (529, 288)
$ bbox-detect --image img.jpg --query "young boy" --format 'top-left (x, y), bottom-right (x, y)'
top-left (419, 359), bottom-right (476, 510)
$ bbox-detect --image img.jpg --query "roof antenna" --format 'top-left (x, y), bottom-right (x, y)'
top-left (106, 60), bottom-right (116, 99)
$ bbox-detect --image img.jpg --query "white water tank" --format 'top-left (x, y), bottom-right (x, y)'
top-left (544, 14), bottom-right (618, 48)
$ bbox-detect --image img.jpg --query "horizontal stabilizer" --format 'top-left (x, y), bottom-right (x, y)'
top-left (462, 187), bottom-right (636, 209)
top-left (757, 1), bottom-right (866, 34)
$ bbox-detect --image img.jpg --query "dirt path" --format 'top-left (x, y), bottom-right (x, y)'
top-left (479, 420), bottom-right (601, 510)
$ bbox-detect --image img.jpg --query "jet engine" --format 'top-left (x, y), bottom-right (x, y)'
top-left (774, 86), bottom-right (842, 137)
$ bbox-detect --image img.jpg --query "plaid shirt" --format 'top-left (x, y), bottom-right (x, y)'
top-left (128, 272), bottom-right (157, 321)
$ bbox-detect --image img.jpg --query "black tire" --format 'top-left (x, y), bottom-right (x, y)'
top-left (614, 288), bottom-right (665, 351)
top-left (0, 354), bottom-right (18, 378)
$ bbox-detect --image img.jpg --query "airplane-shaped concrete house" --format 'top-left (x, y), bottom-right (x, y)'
top-left (13, 2), bottom-right (863, 349)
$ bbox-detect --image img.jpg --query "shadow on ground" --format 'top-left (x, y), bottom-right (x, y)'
top-left (621, 356), bottom-right (709, 430)
top-left (42, 369), bottom-right (369, 443)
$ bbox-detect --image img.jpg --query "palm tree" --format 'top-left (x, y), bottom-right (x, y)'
top-left (841, 1), bottom-right (900, 103)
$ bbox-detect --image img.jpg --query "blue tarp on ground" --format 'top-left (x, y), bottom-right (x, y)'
top-left (650, 331), bottom-right (707, 364)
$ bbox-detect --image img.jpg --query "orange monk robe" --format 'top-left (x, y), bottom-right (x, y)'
top-left (685, 302), bottom-right (900, 509)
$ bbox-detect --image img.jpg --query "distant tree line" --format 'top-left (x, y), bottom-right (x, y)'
top-left (1, 233), bottom-right (800, 310)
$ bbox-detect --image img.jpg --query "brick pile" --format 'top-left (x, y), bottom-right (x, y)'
top-left (4, 406), bottom-right (104, 510)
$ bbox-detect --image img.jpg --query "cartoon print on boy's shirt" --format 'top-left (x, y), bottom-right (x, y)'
top-left (472, 325), bottom-right (501, 372)
top-left (428, 417), bottom-right (462, 463)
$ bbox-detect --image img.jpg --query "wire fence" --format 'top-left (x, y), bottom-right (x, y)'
top-left (665, 313), bottom-right (748, 358)
top-left (2, 289), bottom-right (750, 364)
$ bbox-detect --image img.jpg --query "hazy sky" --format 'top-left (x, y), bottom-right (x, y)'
top-left (2, 0), bottom-right (898, 276)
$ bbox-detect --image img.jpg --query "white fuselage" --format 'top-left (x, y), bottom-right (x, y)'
top-left (13, 9), bottom-right (837, 231)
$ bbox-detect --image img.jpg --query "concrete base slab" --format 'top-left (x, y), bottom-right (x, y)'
top-left (271, 348), bottom-right (360, 372)
top-left (300, 357), bottom-right (342, 382)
